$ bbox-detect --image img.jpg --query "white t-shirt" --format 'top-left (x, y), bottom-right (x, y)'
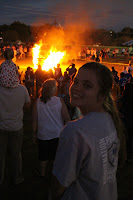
top-left (37, 96), bottom-right (64, 140)
top-left (0, 85), bottom-right (30, 131)
top-left (53, 112), bottom-right (119, 200)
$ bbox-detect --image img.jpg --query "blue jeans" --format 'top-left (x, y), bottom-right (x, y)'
top-left (0, 128), bottom-right (23, 184)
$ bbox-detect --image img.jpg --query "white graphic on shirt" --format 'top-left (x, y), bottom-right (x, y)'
top-left (99, 132), bottom-right (119, 185)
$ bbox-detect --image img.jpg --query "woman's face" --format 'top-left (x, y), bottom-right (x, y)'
top-left (70, 68), bottom-right (104, 115)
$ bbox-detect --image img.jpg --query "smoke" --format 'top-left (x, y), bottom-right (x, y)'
top-left (48, 0), bottom-right (95, 44)
top-left (31, 0), bottom-right (96, 62)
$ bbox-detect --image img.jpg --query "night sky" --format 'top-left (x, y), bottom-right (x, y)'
top-left (0, 0), bottom-right (133, 31)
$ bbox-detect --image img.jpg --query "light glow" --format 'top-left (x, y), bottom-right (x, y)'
top-left (32, 40), bottom-right (42, 69)
top-left (42, 47), bottom-right (65, 71)
top-left (32, 42), bottom-right (66, 72)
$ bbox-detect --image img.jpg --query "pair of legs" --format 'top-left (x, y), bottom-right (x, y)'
top-left (39, 160), bottom-right (49, 176)
top-left (0, 128), bottom-right (23, 185)
top-left (38, 138), bottom-right (59, 177)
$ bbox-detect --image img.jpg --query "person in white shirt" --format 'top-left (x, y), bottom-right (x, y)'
top-left (32, 78), bottom-right (71, 177)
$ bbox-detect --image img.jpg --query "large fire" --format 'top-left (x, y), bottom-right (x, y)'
top-left (32, 41), bottom-right (66, 72)
top-left (32, 41), bottom-right (42, 69)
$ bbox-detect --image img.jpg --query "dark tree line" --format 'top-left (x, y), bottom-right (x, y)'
top-left (82, 27), bottom-right (133, 46)
top-left (0, 21), bottom-right (133, 46)
top-left (0, 21), bottom-right (32, 43)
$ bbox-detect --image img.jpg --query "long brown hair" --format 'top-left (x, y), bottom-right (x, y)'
top-left (80, 62), bottom-right (127, 166)
top-left (40, 78), bottom-right (57, 103)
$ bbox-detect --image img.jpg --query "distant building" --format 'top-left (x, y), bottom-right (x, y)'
top-left (122, 40), bottom-right (133, 46)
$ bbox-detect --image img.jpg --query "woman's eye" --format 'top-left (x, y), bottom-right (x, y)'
top-left (83, 83), bottom-right (91, 89)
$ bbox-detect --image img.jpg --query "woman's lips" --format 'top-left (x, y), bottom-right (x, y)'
top-left (72, 93), bottom-right (81, 98)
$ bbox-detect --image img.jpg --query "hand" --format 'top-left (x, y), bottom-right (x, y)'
top-left (33, 136), bottom-right (38, 144)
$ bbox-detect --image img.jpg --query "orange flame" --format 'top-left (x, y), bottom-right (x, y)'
top-left (42, 47), bottom-right (66, 71)
top-left (32, 42), bottom-right (66, 72)
top-left (32, 40), bottom-right (42, 69)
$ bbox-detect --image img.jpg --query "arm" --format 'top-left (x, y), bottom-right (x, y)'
top-left (66, 66), bottom-right (70, 71)
top-left (51, 126), bottom-right (81, 200)
top-left (50, 175), bottom-right (66, 200)
top-left (24, 102), bottom-right (31, 110)
top-left (32, 101), bottom-right (38, 142)
top-left (23, 85), bottom-right (31, 110)
top-left (60, 98), bottom-right (71, 124)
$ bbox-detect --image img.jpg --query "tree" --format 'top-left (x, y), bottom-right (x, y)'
top-left (10, 21), bottom-right (32, 42)
top-left (121, 27), bottom-right (133, 35)
top-left (3, 30), bottom-right (19, 42)
top-left (90, 29), bottom-right (116, 46)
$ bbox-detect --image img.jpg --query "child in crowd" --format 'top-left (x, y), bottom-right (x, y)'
top-left (0, 48), bottom-right (20, 88)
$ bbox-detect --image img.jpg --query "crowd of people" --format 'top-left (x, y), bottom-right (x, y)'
top-left (0, 43), bottom-right (33, 61)
top-left (0, 47), bottom-right (132, 200)
top-left (0, 43), bottom-right (133, 66)
top-left (77, 46), bottom-right (133, 63)
top-left (21, 62), bottom-right (77, 100)
top-left (110, 64), bottom-right (133, 161)
top-left (111, 64), bottom-right (133, 97)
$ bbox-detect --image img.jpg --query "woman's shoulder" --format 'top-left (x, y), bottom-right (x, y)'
top-left (60, 120), bottom-right (80, 140)
top-left (1, 61), bottom-right (7, 66)
top-left (61, 112), bottom-right (114, 139)
top-left (62, 117), bottom-right (83, 135)
top-left (17, 84), bottom-right (28, 90)
top-left (1, 60), bottom-right (16, 67)
top-left (51, 96), bottom-right (61, 103)
top-left (69, 112), bottom-right (112, 131)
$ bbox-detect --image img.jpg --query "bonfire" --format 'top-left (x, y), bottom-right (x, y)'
top-left (32, 40), bottom-right (66, 72)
